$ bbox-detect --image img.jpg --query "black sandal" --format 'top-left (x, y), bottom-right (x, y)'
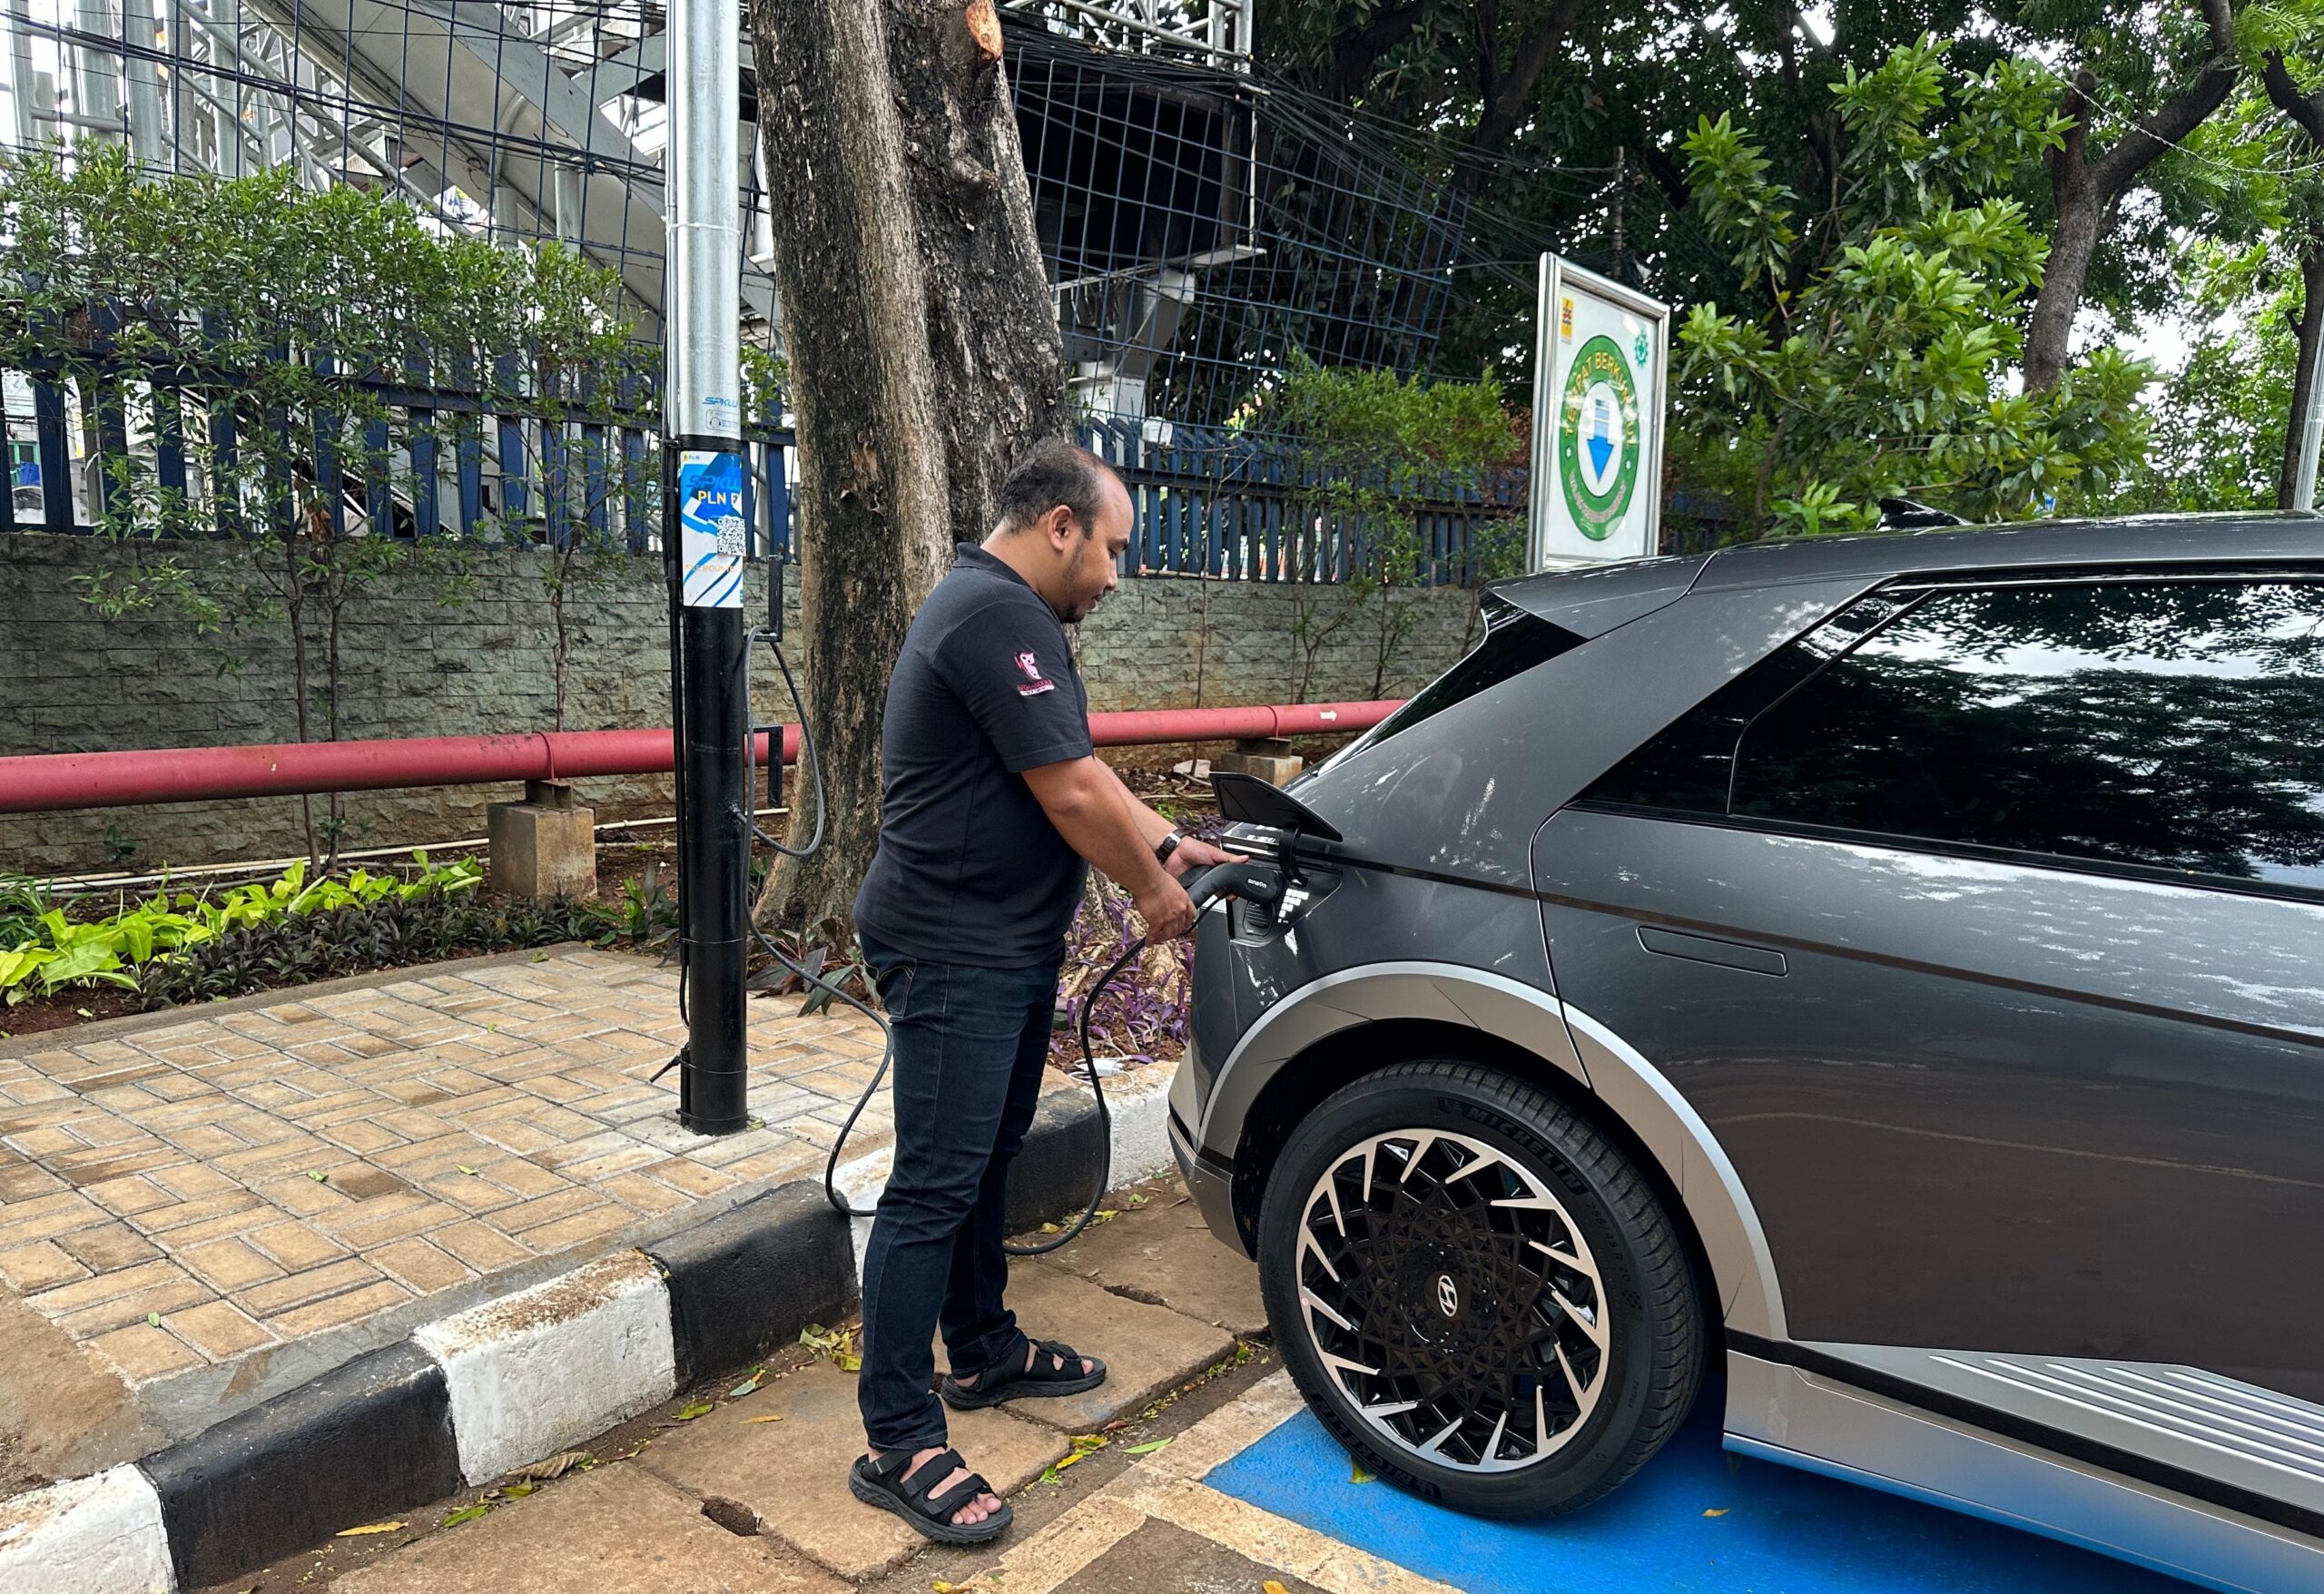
top-left (848, 1447), bottom-right (1012, 1545)
top-left (940, 1337), bottom-right (1108, 1411)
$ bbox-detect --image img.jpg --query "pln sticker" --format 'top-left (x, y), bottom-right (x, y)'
top-left (679, 450), bottom-right (745, 609)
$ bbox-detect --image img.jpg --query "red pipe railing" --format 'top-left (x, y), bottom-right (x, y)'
top-left (0, 701), bottom-right (1400, 815)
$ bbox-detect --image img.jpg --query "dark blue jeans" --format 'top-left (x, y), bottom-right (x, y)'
top-left (855, 930), bottom-right (1059, 1455)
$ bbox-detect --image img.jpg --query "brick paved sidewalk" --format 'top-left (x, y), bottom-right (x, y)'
top-left (0, 945), bottom-right (915, 1444)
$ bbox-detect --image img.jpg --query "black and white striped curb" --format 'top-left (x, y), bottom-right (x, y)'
top-left (0, 1069), bottom-right (1173, 1594)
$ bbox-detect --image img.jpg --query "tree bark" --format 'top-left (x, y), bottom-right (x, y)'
top-left (750, 0), bottom-right (1070, 931)
top-left (2024, 1), bottom-right (2240, 392)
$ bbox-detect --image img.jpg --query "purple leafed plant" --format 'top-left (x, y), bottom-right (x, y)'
top-left (1050, 881), bottom-right (1187, 1071)
top-left (1046, 805), bottom-right (1226, 1072)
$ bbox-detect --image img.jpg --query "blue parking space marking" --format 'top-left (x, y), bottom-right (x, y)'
top-left (1205, 1401), bottom-right (2191, 1593)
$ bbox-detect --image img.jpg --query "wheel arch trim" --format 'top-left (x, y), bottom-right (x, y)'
top-left (1197, 961), bottom-right (1787, 1340)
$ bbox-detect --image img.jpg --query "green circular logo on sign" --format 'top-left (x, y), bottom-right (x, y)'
top-left (1558, 334), bottom-right (1640, 541)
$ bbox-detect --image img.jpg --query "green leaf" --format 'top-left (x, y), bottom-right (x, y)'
top-left (442, 1504), bottom-right (488, 1528)
top-left (726, 1368), bottom-right (765, 1399)
top-left (1122, 1439), bottom-right (1173, 1456)
top-left (674, 1400), bottom-right (714, 1422)
top-left (306, 1169), bottom-right (330, 1183)
top-left (146, 1312), bottom-right (163, 1328)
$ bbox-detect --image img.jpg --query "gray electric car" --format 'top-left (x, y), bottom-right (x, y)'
top-left (1169, 512), bottom-right (2324, 1593)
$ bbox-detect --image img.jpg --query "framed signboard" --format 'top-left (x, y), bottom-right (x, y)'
top-left (1527, 254), bottom-right (1670, 569)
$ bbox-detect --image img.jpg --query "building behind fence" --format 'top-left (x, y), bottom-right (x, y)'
top-left (0, 0), bottom-right (1561, 584)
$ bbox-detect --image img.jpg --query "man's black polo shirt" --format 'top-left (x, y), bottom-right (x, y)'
top-left (852, 545), bottom-right (1092, 969)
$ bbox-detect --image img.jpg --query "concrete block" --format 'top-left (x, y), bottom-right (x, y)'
top-left (487, 781), bottom-right (597, 900)
top-left (0, 1465), bottom-right (173, 1594)
top-left (142, 1340), bottom-right (461, 1589)
top-left (415, 1251), bottom-right (676, 1484)
top-left (1213, 738), bottom-right (1303, 786)
top-left (645, 1181), bottom-right (857, 1387)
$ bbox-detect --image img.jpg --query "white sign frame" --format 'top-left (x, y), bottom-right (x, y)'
top-left (1527, 253), bottom-right (1670, 570)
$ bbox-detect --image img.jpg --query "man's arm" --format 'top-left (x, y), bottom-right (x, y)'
top-left (1098, 762), bottom-right (1246, 879)
top-left (1023, 757), bottom-right (1195, 940)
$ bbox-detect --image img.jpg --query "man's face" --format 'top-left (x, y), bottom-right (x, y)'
top-left (1054, 475), bottom-right (1131, 625)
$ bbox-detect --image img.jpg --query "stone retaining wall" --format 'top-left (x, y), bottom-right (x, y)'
top-left (0, 536), bottom-right (1479, 873)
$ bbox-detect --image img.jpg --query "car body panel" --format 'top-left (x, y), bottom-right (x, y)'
top-left (1492, 550), bottom-right (1707, 635)
top-left (1726, 1350), bottom-right (2324, 1594)
top-left (1531, 806), bottom-right (2324, 1402)
top-left (1173, 514), bottom-right (2324, 1588)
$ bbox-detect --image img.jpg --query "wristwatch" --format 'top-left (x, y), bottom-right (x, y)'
top-left (1154, 829), bottom-right (1184, 867)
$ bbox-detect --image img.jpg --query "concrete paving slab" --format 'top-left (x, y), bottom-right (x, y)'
top-left (635, 1360), bottom-right (1068, 1580)
top-left (1037, 1195), bottom-right (1266, 1340)
top-left (332, 1463), bottom-right (846, 1594)
top-left (1054, 1517), bottom-right (1325, 1594)
top-left (980, 1264), bottom-right (1236, 1434)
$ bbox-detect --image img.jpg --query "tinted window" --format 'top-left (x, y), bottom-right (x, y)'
top-left (1584, 591), bottom-right (1914, 813)
top-left (1731, 580), bottom-right (2324, 885)
top-left (1338, 594), bottom-right (1583, 756)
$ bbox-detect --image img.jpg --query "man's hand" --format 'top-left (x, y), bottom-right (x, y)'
top-left (1164, 834), bottom-right (1246, 881)
top-left (1134, 874), bottom-right (1197, 940)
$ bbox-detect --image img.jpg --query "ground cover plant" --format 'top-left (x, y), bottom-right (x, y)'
top-left (0, 856), bottom-right (485, 1006)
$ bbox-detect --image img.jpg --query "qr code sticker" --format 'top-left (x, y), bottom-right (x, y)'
top-left (714, 515), bottom-right (747, 558)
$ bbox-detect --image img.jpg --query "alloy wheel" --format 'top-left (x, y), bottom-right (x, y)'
top-left (1293, 1128), bottom-right (1609, 1473)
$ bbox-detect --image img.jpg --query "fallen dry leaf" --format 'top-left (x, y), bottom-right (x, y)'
top-left (334, 1521), bottom-right (403, 1537)
top-left (727, 1367), bottom-right (766, 1399)
top-left (673, 1400), bottom-right (714, 1422)
top-left (502, 1483), bottom-right (537, 1499)
top-left (742, 1413), bottom-right (785, 1424)
top-left (1704, 1507), bottom-right (1730, 1518)
top-left (510, 1450), bottom-right (591, 1481)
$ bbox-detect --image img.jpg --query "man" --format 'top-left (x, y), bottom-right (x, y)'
top-left (847, 439), bottom-right (1242, 1543)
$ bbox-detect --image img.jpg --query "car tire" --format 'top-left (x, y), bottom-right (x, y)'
top-left (1258, 1060), bottom-right (1703, 1518)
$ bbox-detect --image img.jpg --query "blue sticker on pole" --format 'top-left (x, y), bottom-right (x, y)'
top-left (679, 448), bottom-right (745, 609)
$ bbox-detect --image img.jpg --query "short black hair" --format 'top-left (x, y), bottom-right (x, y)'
top-left (996, 439), bottom-right (1118, 537)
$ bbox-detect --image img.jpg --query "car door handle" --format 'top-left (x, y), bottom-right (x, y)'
top-left (1637, 925), bottom-right (1788, 977)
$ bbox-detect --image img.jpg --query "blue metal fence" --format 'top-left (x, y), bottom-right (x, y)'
top-left (1, 357), bottom-right (1510, 585)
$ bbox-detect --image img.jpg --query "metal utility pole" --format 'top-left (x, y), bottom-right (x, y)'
top-left (2298, 328), bottom-right (2324, 514)
top-left (664, 0), bottom-right (749, 1133)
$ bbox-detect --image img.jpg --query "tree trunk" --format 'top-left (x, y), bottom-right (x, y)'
top-left (2024, 5), bottom-right (2240, 393)
top-left (2281, 235), bottom-right (2324, 510)
top-left (2023, 197), bottom-right (2105, 394)
top-left (749, 0), bottom-right (1070, 931)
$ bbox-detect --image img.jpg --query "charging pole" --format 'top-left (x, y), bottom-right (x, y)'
top-left (665, 0), bottom-right (749, 1133)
